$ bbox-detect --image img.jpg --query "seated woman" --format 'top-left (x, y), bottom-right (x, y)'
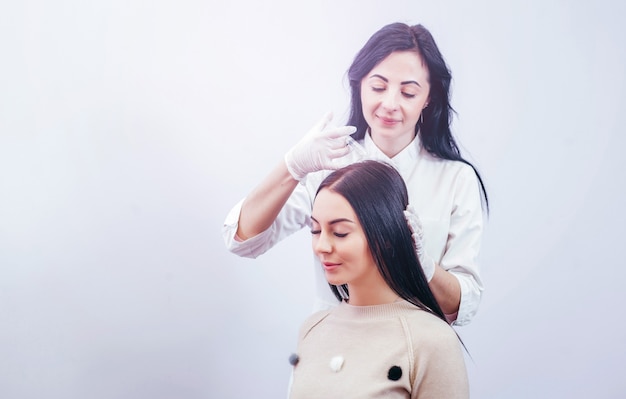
top-left (289, 160), bottom-right (469, 399)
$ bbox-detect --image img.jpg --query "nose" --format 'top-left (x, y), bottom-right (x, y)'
top-left (381, 90), bottom-right (399, 111)
top-left (313, 231), bottom-right (332, 254)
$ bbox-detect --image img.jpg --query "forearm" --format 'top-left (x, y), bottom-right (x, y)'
top-left (429, 264), bottom-right (461, 316)
top-left (236, 160), bottom-right (299, 240)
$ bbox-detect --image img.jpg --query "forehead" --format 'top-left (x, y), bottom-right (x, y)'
top-left (367, 51), bottom-right (430, 83)
top-left (312, 189), bottom-right (356, 221)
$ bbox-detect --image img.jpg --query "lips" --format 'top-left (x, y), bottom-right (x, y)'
top-left (322, 262), bottom-right (341, 271)
top-left (377, 115), bottom-right (400, 125)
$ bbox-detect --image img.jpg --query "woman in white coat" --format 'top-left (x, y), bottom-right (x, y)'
top-left (223, 22), bottom-right (488, 326)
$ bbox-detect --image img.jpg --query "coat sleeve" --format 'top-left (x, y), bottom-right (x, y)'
top-left (441, 163), bottom-right (485, 326)
top-left (222, 182), bottom-right (314, 259)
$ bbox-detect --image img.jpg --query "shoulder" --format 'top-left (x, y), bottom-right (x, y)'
top-left (424, 155), bottom-right (482, 202)
top-left (297, 309), bottom-right (331, 341)
top-left (416, 148), bottom-right (478, 180)
top-left (401, 309), bottom-right (466, 379)
top-left (402, 308), bottom-right (460, 348)
top-left (429, 153), bottom-right (476, 177)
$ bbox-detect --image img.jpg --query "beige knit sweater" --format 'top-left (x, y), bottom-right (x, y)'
top-left (289, 299), bottom-right (469, 399)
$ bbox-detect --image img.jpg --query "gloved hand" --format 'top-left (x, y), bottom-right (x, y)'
top-left (403, 204), bottom-right (436, 282)
top-left (284, 112), bottom-right (357, 181)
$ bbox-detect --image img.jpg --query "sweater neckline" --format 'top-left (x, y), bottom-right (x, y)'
top-left (334, 299), bottom-right (419, 319)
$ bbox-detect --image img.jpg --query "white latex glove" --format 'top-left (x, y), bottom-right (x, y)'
top-left (284, 112), bottom-right (357, 181)
top-left (403, 204), bottom-right (436, 282)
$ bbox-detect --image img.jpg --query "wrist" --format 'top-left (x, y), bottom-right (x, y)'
top-left (284, 151), bottom-right (305, 181)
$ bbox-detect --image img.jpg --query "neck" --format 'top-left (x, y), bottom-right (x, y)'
top-left (346, 283), bottom-right (399, 306)
top-left (369, 129), bottom-right (415, 158)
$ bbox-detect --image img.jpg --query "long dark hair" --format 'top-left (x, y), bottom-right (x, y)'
top-left (347, 22), bottom-right (489, 211)
top-left (315, 160), bottom-right (446, 323)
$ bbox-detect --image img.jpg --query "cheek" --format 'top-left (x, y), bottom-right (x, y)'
top-left (360, 90), bottom-right (375, 110)
top-left (404, 103), bottom-right (423, 120)
top-left (360, 97), bottom-right (378, 123)
top-left (408, 107), bottom-right (421, 120)
top-left (350, 240), bottom-right (372, 264)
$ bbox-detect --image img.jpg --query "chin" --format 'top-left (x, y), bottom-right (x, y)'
top-left (325, 276), bottom-right (346, 287)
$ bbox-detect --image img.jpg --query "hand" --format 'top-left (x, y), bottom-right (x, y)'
top-left (403, 204), bottom-right (436, 282)
top-left (284, 112), bottom-right (357, 181)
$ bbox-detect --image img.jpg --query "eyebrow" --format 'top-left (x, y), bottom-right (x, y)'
top-left (369, 74), bottom-right (421, 87)
top-left (310, 216), bottom-right (355, 225)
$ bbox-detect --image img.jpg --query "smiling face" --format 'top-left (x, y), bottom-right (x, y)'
top-left (360, 51), bottom-right (431, 156)
top-left (311, 189), bottom-right (382, 293)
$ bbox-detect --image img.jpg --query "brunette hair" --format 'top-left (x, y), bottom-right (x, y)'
top-left (315, 160), bottom-right (446, 322)
top-left (346, 22), bottom-right (489, 210)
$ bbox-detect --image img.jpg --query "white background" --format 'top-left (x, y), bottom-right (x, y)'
top-left (1, 1), bottom-right (625, 398)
